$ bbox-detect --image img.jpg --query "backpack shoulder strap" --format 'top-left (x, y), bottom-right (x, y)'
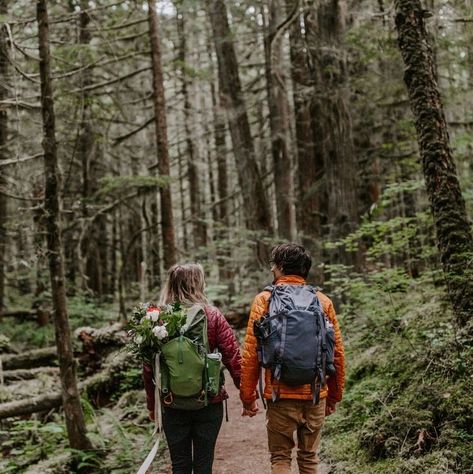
top-left (183, 304), bottom-right (209, 350)
top-left (186, 304), bottom-right (205, 323)
top-left (263, 284), bottom-right (275, 293)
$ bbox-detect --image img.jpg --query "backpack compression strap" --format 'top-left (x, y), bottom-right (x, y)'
top-left (137, 353), bottom-right (163, 474)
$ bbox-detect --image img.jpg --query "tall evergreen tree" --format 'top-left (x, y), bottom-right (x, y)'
top-left (264, 0), bottom-right (295, 240)
top-left (36, 0), bottom-right (91, 450)
top-left (0, 0), bottom-right (9, 313)
top-left (148, 0), bottom-right (177, 270)
top-left (206, 0), bottom-right (273, 237)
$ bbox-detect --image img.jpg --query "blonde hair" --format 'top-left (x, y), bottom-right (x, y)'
top-left (159, 263), bottom-right (209, 306)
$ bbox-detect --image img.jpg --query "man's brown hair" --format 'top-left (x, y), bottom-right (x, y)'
top-left (270, 243), bottom-right (312, 278)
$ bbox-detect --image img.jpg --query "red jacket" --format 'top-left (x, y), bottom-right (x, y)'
top-left (143, 305), bottom-right (241, 412)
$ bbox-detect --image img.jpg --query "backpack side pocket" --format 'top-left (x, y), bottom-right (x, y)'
top-left (205, 352), bottom-right (222, 397)
top-left (325, 319), bottom-right (336, 376)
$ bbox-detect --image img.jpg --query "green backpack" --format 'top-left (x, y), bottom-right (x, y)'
top-left (159, 305), bottom-right (223, 410)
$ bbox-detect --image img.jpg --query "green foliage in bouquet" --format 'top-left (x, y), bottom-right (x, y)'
top-left (126, 302), bottom-right (187, 364)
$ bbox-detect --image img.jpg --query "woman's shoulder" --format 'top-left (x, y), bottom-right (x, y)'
top-left (204, 305), bottom-right (226, 323)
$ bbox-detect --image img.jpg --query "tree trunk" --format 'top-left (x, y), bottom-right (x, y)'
top-left (395, 0), bottom-right (473, 328)
top-left (77, 0), bottom-right (97, 295)
top-left (0, 0), bottom-right (8, 313)
top-left (305, 0), bottom-right (359, 243)
top-left (176, 5), bottom-right (207, 249)
top-left (36, 0), bottom-right (91, 451)
top-left (286, 0), bottom-right (319, 248)
top-left (264, 0), bottom-right (295, 240)
top-left (147, 0), bottom-right (177, 270)
top-left (207, 24), bottom-right (231, 279)
top-left (206, 0), bottom-right (273, 236)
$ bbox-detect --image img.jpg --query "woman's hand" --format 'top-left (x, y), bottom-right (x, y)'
top-left (241, 400), bottom-right (259, 417)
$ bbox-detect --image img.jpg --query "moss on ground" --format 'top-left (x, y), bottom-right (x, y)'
top-left (321, 270), bottom-right (473, 474)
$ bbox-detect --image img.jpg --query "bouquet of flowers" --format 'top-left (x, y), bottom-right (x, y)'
top-left (126, 302), bottom-right (187, 364)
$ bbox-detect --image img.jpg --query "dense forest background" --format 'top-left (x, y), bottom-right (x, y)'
top-left (0, 0), bottom-right (472, 473)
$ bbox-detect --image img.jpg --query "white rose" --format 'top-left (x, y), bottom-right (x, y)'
top-left (152, 325), bottom-right (168, 340)
top-left (135, 335), bottom-right (143, 345)
top-left (147, 310), bottom-right (161, 322)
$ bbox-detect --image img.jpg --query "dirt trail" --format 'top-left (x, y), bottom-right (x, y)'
top-left (213, 382), bottom-right (330, 474)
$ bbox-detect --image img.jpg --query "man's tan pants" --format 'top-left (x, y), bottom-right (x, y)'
top-left (266, 398), bottom-right (326, 474)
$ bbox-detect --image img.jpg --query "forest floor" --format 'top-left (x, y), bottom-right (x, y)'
top-left (214, 383), bottom-right (328, 474)
top-left (157, 381), bottom-right (329, 474)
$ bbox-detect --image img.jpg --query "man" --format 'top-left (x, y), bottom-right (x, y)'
top-left (240, 243), bottom-right (345, 474)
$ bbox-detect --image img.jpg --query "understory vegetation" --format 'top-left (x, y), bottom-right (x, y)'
top-left (321, 252), bottom-right (473, 473)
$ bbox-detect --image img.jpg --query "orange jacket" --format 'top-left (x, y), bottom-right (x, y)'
top-left (240, 275), bottom-right (345, 404)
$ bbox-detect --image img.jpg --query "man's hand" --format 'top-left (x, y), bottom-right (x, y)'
top-left (325, 400), bottom-right (336, 416)
top-left (241, 400), bottom-right (259, 417)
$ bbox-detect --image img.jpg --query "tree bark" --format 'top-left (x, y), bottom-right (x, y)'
top-left (395, 0), bottom-right (473, 328)
top-left (286, 0), bottom-right (319, 248)
top-left (206, 0), bottom-right (273, 236)
top-left (305, 0), bottom-right (359, 242)
top-left (176, 5), bottom-right (207, 249)
top-left (36, 0), bottom-right (91, 451)
top-left (147, 0), bottom-right (177, 270)
top-left (207, 24), bottom-right (231, 279)
top-left (0, 0), bottom-right (9, 314)
top-left (77, 0), bottom-right (96, 295)
top-left (264, 0), bottom-right (295, 240)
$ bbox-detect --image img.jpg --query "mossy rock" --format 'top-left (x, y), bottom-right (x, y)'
top-left (359, 406), bottom-right (433, 460)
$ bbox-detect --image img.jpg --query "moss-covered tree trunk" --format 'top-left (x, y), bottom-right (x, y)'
top-left (0, 0), bottom-right (9, 314)
top-left (37, 0), bottom-right (91, 450)
top-left (395, 0), bottom-right (473, 328)
top-left (147, 0), bottom-right (176, 270)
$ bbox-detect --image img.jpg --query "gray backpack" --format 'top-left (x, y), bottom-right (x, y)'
top-left (254, 284), bottom-right (336, 404)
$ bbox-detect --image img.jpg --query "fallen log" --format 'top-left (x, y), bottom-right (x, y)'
top-left (0, 393), bottom-right (62, 419)
top-left (74, 323), bottom-right (127, 348)
top-left (75, 323), bottom-right (127, 373)
top-left (1, 347), bottom-right (57, 371)
top-left (0, 323), bottom-right (126, 375)
top-left (0, 351), bottom-right (138, 420)
top-left (0, 334), bottom-right (17, 354)
top-left (2, 367), bottom-right (60, 383)
top-left (0, 309), bottom-right (50, 325)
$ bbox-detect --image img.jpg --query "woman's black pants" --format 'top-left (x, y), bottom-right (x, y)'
top-left (162, 402), bottom-right (224, 474)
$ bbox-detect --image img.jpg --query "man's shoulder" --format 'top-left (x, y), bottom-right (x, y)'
top-left (253, 289), bottom-right (271, 303)
top-left (250, 289), bottom-right (271, 314)
top-left (316, 290), bottom-right (334, 313)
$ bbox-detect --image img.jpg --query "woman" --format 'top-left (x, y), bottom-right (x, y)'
top-left (143, 263), bottom-right (241, 474)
